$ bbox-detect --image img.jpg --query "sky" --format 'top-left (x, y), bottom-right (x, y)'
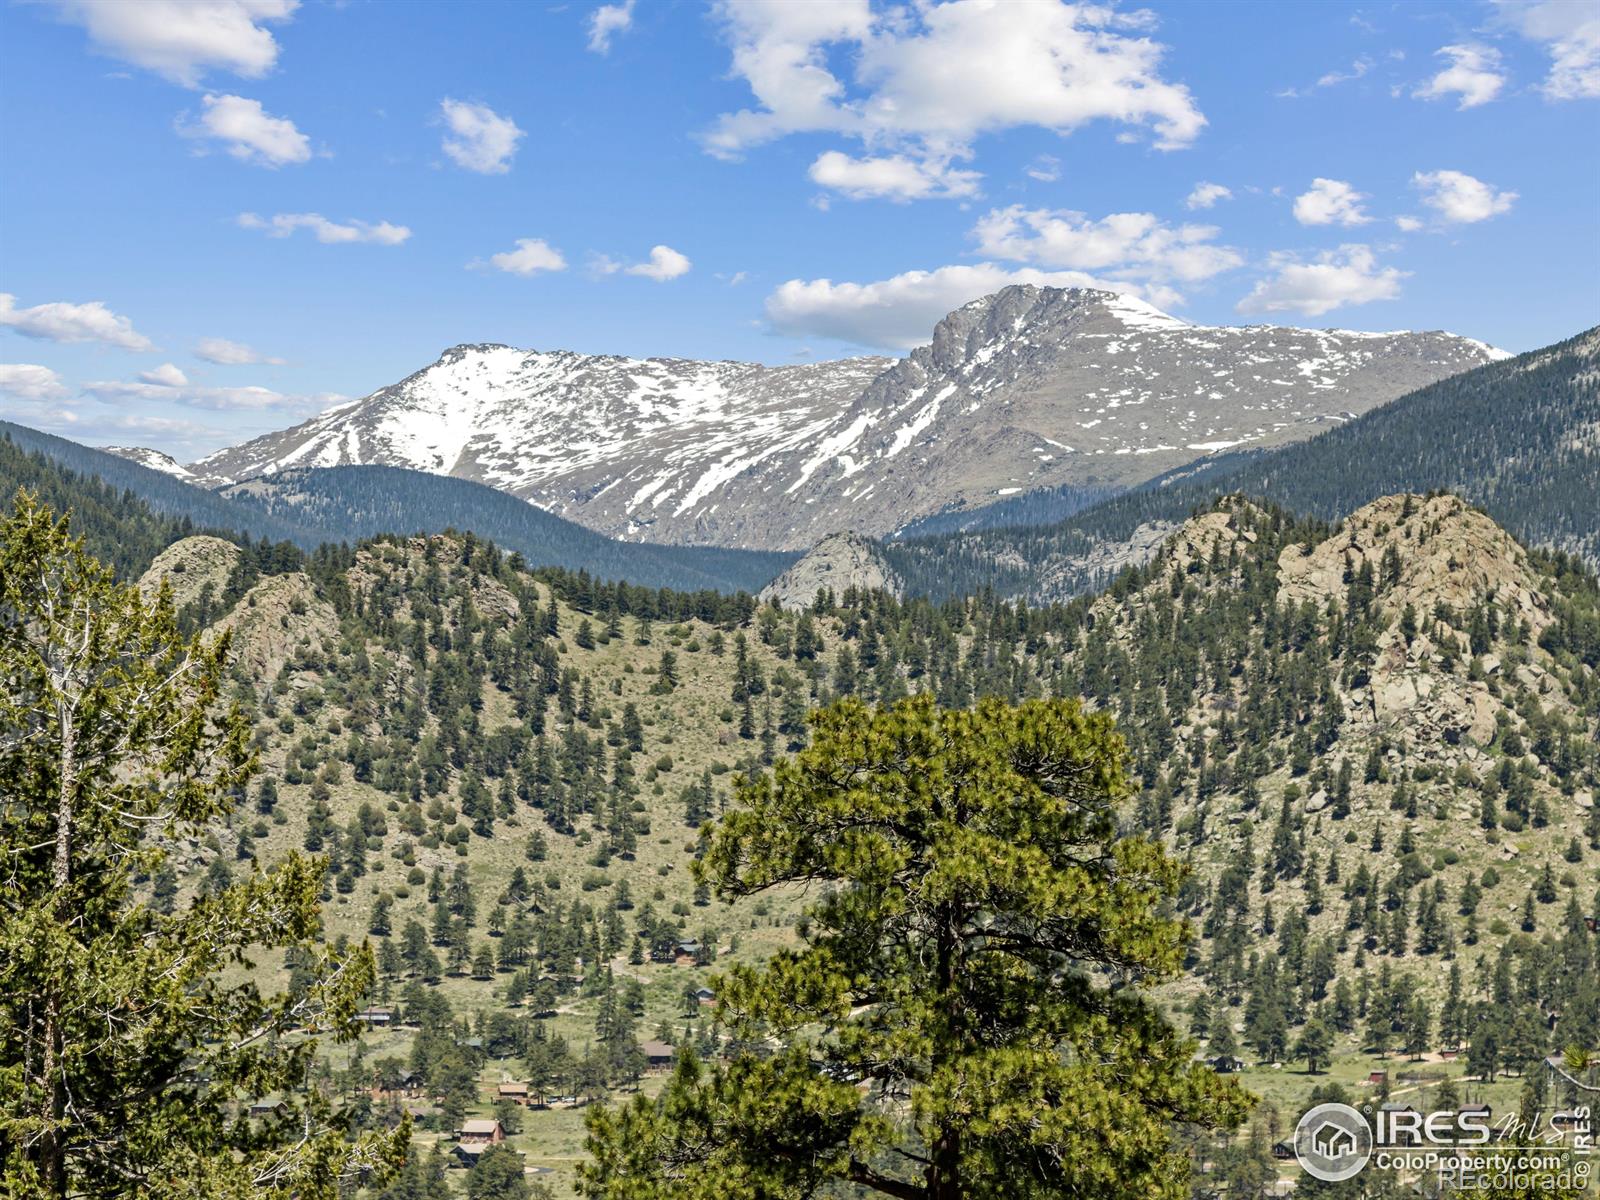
top-left (0, 0), bottom-right (1596, 461)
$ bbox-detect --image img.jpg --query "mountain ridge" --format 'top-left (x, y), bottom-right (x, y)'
top-left (189, 286), bottom-right (1508, 551)
top-left (882, 323), bottom-right (1600, 602)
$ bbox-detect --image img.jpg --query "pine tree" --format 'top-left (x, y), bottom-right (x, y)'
top-left (579, 695), bottom-right (1249, 1199)
top-left (0, 493), bottom-right (406, 1197)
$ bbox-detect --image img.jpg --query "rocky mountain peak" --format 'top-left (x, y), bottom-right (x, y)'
top-left (1278, 493), bottom-right (1554, 638)
top-left (188, 289), bottom-right (1508, 552)
top-left (1128, 493), bottom-right (1580, 760)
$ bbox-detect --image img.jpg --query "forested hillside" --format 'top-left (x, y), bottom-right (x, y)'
top-left (886, 325), bottom-right (1600, 600)
top-left (111, 482), bottom-right (1598, 1195)
top-left (0, 425), bottom-right (791, 594)
top-left (221, 466), bottom-right (793, 595)
top-left (0, 422), bottom-right (326, 555)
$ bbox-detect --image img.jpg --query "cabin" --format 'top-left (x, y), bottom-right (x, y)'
top-left (639, 1040), bottom-right (676, 1071)
top-left (354, 1006), bottom-right (394, 1028)
top-left (1271, 1140), bottom-right (1296, 1161)
top-left (496, 1081), bottom-right (531, 1105)
top-left (1367, 1070), bottom-right (1387, 1086)
top-left (371, 1068), bottom-right (424, 1101)
top-left (458, 1118), bottom-right (506, 1146)
top-left (693, 986), bottom-right (716, 1007)
top-left (1439, 1049), bottom-right (1460, 1061)
top-left (248, 1098), bottom-right (284, 1119)
top-left (1209, 1055), bottom-right (1246, 1073)
top-left (674, 940), bottom-right (702, 966)
top-left (1456, 1102), bottom-right (1492, 1120)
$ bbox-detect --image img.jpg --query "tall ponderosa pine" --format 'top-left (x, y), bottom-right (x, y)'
top-left (0, 493), bottom-right (406, 1198)
top-left (579, 694), bottom-right (1249, 1200)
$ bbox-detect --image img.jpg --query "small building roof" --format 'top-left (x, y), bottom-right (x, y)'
top-left (639, 1040), bottom-right (675, 1058)
top-left (460, 1118), bottom-right (502, 1134)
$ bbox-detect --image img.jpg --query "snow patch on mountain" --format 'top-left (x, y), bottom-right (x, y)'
top-left (193, 287), bottom-right (1507, 551)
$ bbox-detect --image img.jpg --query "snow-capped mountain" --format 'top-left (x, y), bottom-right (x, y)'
top-left (193, 286), bottom-right (1509, 550)
top-left (102, 446), bottom-right (198, 480)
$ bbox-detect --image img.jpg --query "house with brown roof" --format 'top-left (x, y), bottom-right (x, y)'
top-left (496, 1081), bottom-right (530, 1105)
top-left (639, 1040), bottom-right (676, 1071)
top-left (457, 1118), bottom-right (505, 1146)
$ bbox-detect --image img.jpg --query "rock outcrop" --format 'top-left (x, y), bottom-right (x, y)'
top-left (759, 532), bottom-right (903, 610)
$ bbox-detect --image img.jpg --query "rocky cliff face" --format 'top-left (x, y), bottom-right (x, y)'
top-left (1098, 494), bottom-right (1592, 801)
top-left (191, 287), bottom-right (1505, 550)
top-left (758, 532), bottom-right (903, 610)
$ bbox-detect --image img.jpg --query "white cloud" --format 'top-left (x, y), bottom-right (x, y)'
top-left (971, 206), bottom-right (1243, 292)
top-left (1413, 44), bottom-right (1505, 109)
top-left (46, 0), bottom-right (297, 87)
top-left (624, 245), bottom-right (692, 281)
top-left (587, 0), bottom-right (636, 53)
top-left (0, 292), bottom-right (154, 350)
top-left (1497, 0), bottom-right (1600, 99)
top-left (1412, 169), bottom-right (1518, 223)
top-left (1395, 215), bottom-right (1424, 232)
top-left (439, 98), bottom-right (524, 174)
top-left (1025, 154), bottom-right (1061, 182)
top-left (139, 362), bottom-right (189, 386)
top-left (85, 376), bottom-right (344, 411)
top-left (1292, 178), bottom-right (1371, 226)
top-left (705, 0), bottom-right (1204, 198)
top-left (237, 212), bottom-right (412, 245)
top-left (808, 150), bottom-right (981, 200)
top-left (178, 93), bottom-right (311, 166)
top-left (765, 263), bottom-right (1177, 350)
top-left (487, 238), bottom-right (569, 276)
top-left (195, 336), bottom-right (284, 365)
top-left (1315, 56), bottom-right (1372, 89)
top-left (1237, 244), bottom-right (1405, 317)
top-left (1185, 181), bottom-right (1232, 210)
top-left (0, 363), bottom-right (68, 401)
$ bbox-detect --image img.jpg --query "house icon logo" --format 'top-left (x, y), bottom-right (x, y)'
top-left (1294, 1102), bottom-right (1373, 1182)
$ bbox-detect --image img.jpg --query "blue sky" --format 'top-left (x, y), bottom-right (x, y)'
top-left (1, 0), bottom-right (1596, 460)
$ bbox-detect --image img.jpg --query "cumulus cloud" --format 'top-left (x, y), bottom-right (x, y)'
top-left (178, 93), bottom-right (311, 166)
top-left (1237, 245), bottom-right (1405, 317)
top-left (1413, 44), bottom-right (1505, 109)
top-left (1292, 178), bottom-right (1371, 226)
top-left (0, 363), bottom-right (68, 401)
top-left (623, 245), bottom-right (692, 281)
top-left (0, 292), bottom-right (154, 350)
top-left (85, 376), bottom-right (344, 412)
top-left (1185, 181), bottom-right (1232, 210)
top-left (486, 238), bottom-right (569, 276)
top-left (971, 206), bottom-right (1242, 295)
top-left (138, 362), bottom-right (189, 386)
top-left (1412, 169), bottom-right (1518, 223)
top-left (1395, 215), bottom-right (1424, 232)
top-left (1496, 0), bottom-right (1600, 99)
top-left (706, 0), bottom-right (1204, 200)
top-left (195, 336), bottom-right (284, 365)
top-left (587, 0), bottom-right (636, 53)
top-left (439, 98), bottom-right (524, 174)
top-left (765, 263), bottom-right (1178, 351)
top-left (808, 150), bottom-right (981, 200)
top-left (45, 0), bottom-right (297, 87)
top-left (237, 212), bottom-right (411, 245)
